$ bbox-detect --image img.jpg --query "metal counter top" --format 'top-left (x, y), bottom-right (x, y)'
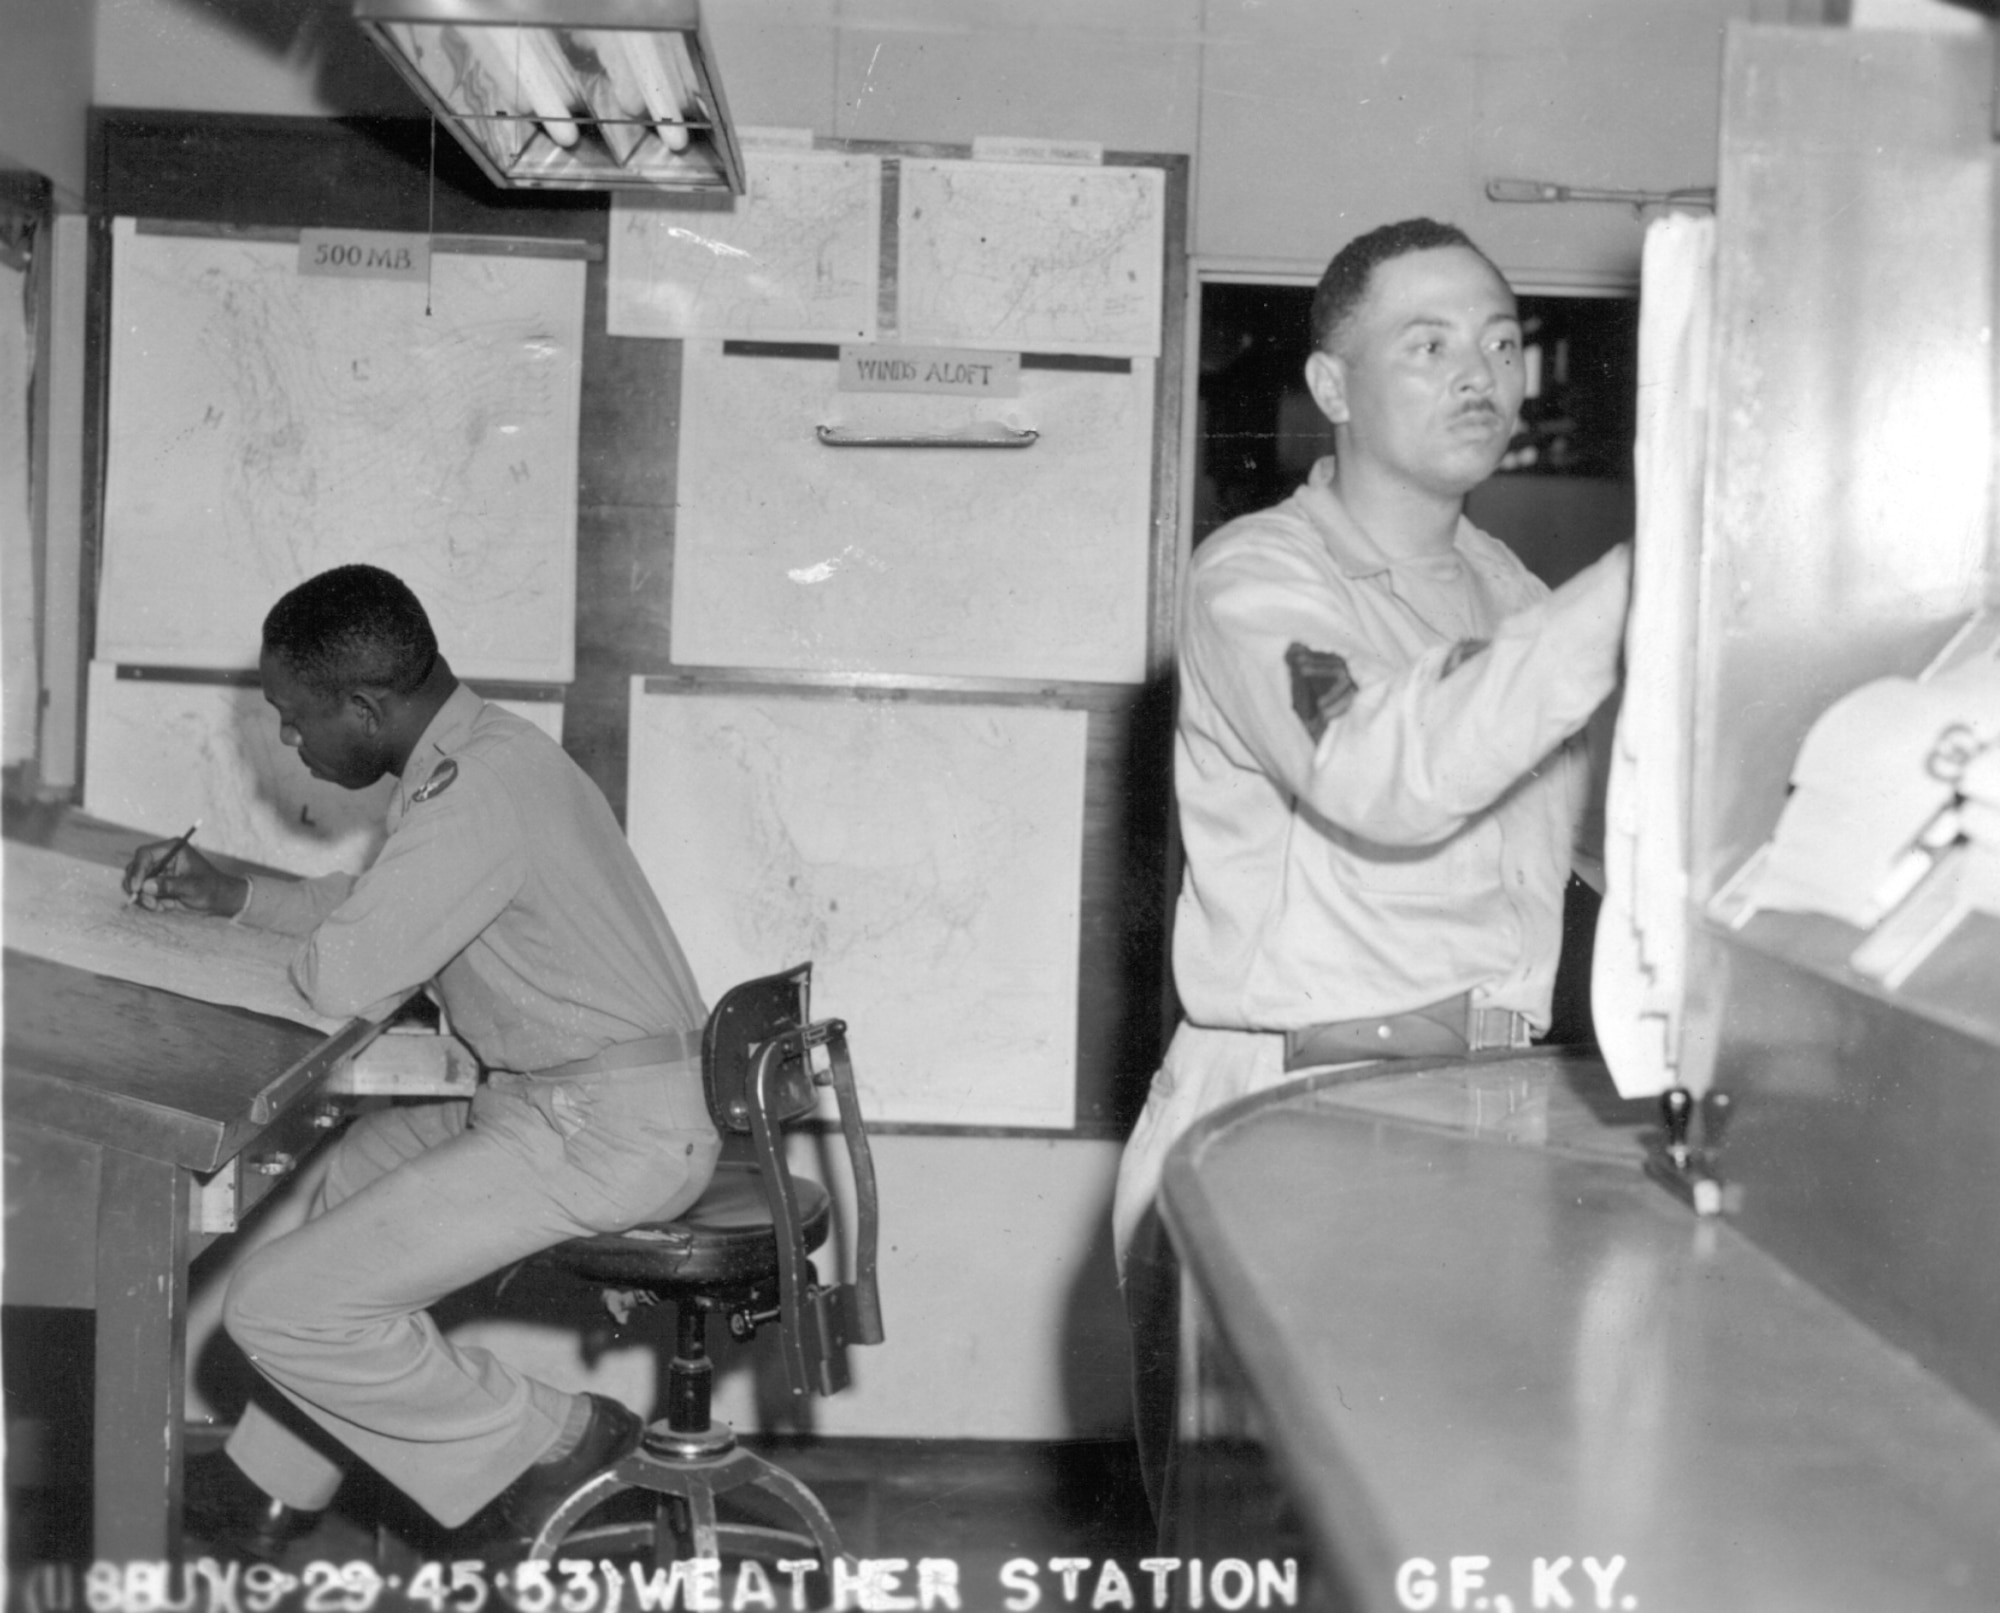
top-left (1160, 1049), bottom-right (2000, 1613)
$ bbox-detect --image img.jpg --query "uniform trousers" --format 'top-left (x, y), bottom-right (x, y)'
top-left (1113, 1023), bottom-right (1370, 1528)
top-left (222, 1061), bottom-right (720, 1528)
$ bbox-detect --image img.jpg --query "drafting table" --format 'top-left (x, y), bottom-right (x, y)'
top-left (1160, 1049), bottom-right (2000, 1612)
top-left (3, 808), bottom-right (380, 1563)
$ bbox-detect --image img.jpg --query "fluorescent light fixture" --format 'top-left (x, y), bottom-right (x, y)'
top-left (354, 0), bottom-right (745, 193)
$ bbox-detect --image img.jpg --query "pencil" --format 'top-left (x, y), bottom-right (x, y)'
top-left (129, 823), bottom-right (199, 906)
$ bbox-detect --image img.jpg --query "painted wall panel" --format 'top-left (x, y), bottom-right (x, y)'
top-left (94, 0), bottom-right (408, 117)
top-left (0, 0), bottom-right (94, 201)
top-left (829, 19), bottom-right (1201, 151)
top-left (1196, 0), bottom-right (1764, 282)
top-left (88, 0), bottom-right (1781, 279)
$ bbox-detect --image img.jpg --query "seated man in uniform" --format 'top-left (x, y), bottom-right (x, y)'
top-left (1113, 219), bottom-right (1633, 1519)
top-left (125, 563), bottom-right (719, 1557)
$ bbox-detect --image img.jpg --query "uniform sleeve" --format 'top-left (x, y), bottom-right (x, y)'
top-left (289, 759), bottom-right (526, 1019)
top-left (1184, 541), bottom-right (1623, 848)
top-left (239, 870), bottom-right (356, 937)
top-left (1567, 699), bottom-right (1616, 892)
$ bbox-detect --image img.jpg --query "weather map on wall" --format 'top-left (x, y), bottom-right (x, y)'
top-left (606, 148), bottom-right (883, 342)
top-left (669, 342), bottom-right (1156, 683)
top-left (626, 681), bottom-right (1088, 1130)
top-left (96, 218), bottom-right (584, 682)
top-left (897, 159), bottom-right (1165, 357)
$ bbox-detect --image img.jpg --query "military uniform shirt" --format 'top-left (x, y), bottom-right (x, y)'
top-left (242, 684), bottom-right (706, 1071)
top-left (1174, 456), bottom-right (1619, 1035)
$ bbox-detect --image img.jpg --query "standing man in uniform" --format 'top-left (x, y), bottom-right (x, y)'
top-left (125, 563), bottom-right (719, 1557)
top-left (1113, 219), bottom-right (1633, 1518)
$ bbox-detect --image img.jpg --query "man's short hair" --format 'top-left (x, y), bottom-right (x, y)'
top-left (1309, 218), bottom-right (1505, 355)
top-left (262, 564), bottom-right (438, 698)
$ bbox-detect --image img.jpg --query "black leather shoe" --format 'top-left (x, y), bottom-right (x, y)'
top-left (182, 1451), bottom-right (321, 1563)
top-left (476, 1395), bottom-right (644, 1561)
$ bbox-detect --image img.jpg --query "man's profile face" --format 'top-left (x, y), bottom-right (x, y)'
top-left (1313, 244), bottom-right (1525, 501)
top-left (259, 649), bottom-right (386, 791)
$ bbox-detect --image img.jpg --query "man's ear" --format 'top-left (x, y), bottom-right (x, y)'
top-left (1304, 348), bottom-right (1349, 427)
top-left (347, 688), bottom-right (388, 735)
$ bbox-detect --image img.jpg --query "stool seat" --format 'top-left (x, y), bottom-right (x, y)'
top-left (546, 1163), bottom-right (831, 1289)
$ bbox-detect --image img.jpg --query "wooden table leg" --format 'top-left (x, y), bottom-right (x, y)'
top-left (93, 1145), bottom-right (190, 1565)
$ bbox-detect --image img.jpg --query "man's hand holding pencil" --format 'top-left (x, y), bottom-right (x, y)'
top-left (121, 825), bottom-right (251, 917)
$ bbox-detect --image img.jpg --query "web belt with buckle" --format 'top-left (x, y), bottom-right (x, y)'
top-left (525, 1029), bottom-right (701, 1081)
top-left (1282, 992), bottom-right (1533, 1072)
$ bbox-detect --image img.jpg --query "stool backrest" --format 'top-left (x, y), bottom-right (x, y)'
top-left (701, 964), bottom-right (817, 1134)
top-left (700, 964), bottom-right (885, 1398)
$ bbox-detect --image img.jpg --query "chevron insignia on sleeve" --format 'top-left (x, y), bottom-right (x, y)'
top-left (1285, 641), bottom-right (1359, 743)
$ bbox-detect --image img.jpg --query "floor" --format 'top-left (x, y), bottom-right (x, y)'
top-left (6, 1308), bottom-right (1160, 1609)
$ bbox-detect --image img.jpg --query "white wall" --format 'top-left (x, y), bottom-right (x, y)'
top-left (91, 0), bottom-right (1813, 282)
top-left (93, 0), bottom-right (408, 119)
top-left (0, 0), bottom-right (94, 203)
top-left (1195, 0), bottom-right (1766, 285)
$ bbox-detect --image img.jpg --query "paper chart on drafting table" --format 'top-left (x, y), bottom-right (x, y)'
top-left (3, 840), bottom-right (346, 1033)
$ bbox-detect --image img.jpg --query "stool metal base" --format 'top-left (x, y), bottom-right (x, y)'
top-left (643, 1422), bottom-right (738, 1461)
top-left (526, 1421), bottom-right (844, 1572)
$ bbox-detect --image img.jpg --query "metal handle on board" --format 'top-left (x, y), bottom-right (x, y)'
top-left (1485, 176), bottom-right (1716, 208)
top-left (814, 424), bottom-right (1039, 450)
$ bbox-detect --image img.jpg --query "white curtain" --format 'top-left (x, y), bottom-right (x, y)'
top-left (1592, 212), bottom-right (1713, 1100)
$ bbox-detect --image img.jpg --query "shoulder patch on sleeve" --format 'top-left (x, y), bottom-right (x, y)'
top-left (1286, 642), bottom-right (1358, 743)
top-left (410, 758), bottom-right (459, 803)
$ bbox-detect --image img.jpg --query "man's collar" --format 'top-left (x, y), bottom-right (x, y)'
top-left (1295, 456), bottom-right (1489, 580)
top-left (399, 683), bottom-right (482, 785)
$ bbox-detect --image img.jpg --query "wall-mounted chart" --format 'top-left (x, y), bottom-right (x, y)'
top-left (670, 342), bottom-right (1155, 682)
top-left (606, 149), bottom-right (883, 343)
top-left (897, 159), bottom-right (1165, 357)
top-left (97, 219), bottom-right (585, 682)
top-left (627, 680), bottom-right (1087, 1129)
